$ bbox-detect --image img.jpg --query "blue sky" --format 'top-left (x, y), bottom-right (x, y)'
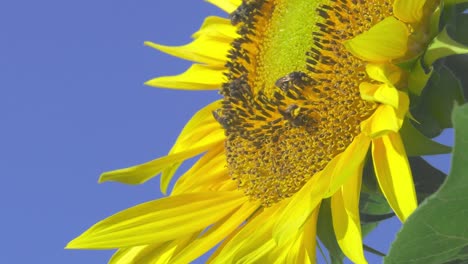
top-left (1, 1), bottom-right (453, 263)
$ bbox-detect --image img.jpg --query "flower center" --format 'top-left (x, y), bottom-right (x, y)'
top-left (215, 0), bottom-right (392, 206)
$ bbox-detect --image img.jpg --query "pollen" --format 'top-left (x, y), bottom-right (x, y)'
top-left (215, 0), bottom-right (393, 206)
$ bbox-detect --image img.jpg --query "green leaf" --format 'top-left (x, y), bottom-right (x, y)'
top-left (446, 12), bottom-right (468, 46)
top-left (385, 103), bottom-right (468, 264)
top-left (410, 4), bottom-right (468, 97)
top-left (360, 155), bottom-right (393, 218)
top-left (317, 199), bottom-right (345, 264)
top-left (411, 65), bottom-right (464, 137)
top-left (397, 55), bottom-right (420, 72)
top-left (360, 212), bottom-right (395, 223)
top-left (360, 156), bottom-right (393, 249)
top-left (444, 0), bottom-right (468, 8)
top-left (445, 54), bottom-right (468, 101)
top-left (400, 118), bottom-right (451, 156)
top-left (363, 245), bottom-right (386, 258)
top-left (408, 157), bottom-right (447, 203)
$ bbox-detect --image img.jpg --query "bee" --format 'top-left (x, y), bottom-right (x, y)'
top-left (212, 109), bottom-right (230, 129)
top-left (274, 71), bottom-right (312, 92)
top-left (229, 0), bottom-right (262, 26)
top-left (280, 104), bottom-right (300, 119)
top-left (229, 3), bottom-right (252, 25)
top-left (279, 104), bottom-right (315, 127)
top-left (279, 104), bottom-right (301, 126)
top-left (228, 74), bottom-right (252, 100)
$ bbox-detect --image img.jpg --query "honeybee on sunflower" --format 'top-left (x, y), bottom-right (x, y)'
top-left (68, 0), bottom-right (468, 263)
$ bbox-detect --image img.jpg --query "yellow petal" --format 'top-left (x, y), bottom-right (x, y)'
top-left (361, 105), bottom-right (401, 138)
top-left (98, 143), bottom-right (218, 185)
top-left (344, 17), bottom-right (409, 62)
top-left (301, 208), bottom-right (319, 263)
top-left (108, 235), bottom-right (199, 264)
top-left (393, 0), bottom-right (427, 23)
top-left (99, 100), bottom-right (225, 186)
top-left (172, 144), bottom-right (229, 195)
top-left (238, 240), bottom-right (277, 264)
top-left (192, 16), bottom-right (238, 40)
top-left (273, 170), bottom-right (329, 243)
top-left (113, 234), bottom-right (200, 264)
top-left (109, 246), bottom-right (146, 264)
top-left (167, 100), bottom-right (224, 154)
top-left (268, 231), bottom-right (302, 264)
top-left (151, 236), bottom-right (196, 264)
top-left (109, 244), bottom-right (164, 264)
top-left (323, 133), bottom-right (371, 197)
top-left (331, 172), bottom-right (367, 264)
top-left (205, 0), bottom-right (241, 13)
top-left (273, 239), bottom-right (298, 264)
top-left (237, 206), bottom-right (315, 264)
top-left (372, 133), bottom-right (417, 221)
top-left (144, 34), bottom-right (230, 66)
top-left (145, 64), bottom-right (226, 90)
top-left (365, 63), bottom-right (402, 85)
top-left (66, 192), bottom-right (246, 249)
top-left (213, 179), bottom-right (238, 192)
top-left (360, 91), bottom-right (409, 138)
top-left (171, 201), bottom-right (260, 264)
top-left (275, 134), bottom-right (369, 244)
top-left (360, 82), bottom-right (399, 108)
top-left (160, 101), bottom-right (225, 193)
top-left (274, 208), bottom-right (319, 264)
top-left (212, 202), bottom-right (286, 263)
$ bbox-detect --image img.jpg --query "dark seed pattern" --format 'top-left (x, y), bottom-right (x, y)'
top-left (215, 0), bottom-right (393, 206)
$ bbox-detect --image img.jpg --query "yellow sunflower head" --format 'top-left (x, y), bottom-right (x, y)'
top-left (67, 0), bottom-right (461, 263)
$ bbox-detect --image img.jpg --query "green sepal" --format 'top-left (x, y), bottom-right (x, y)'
top-left (400, 118), bottom-right (451, 156)
top-left (424, 28), bottom-right (468, 66)
top-left (384, 103), bottom-right (468, 264)
top-left (396, 55), bottom-right (420, 72)
top-left (407, 57), bottom-right (433, 96)
top-left (411, 65), bottom-right (464, 137)
top-left (428, 2), bottom-right (443, 39)
top-left (317, 199), bottom-right (345, 264)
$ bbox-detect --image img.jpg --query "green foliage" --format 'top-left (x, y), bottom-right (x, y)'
top-left (385, 104), bottom-right (468, 264)
top-left (400, 118), bottom-right (452, 156)
top-left (408, 157), bottom-right (447, 203)
top-left (445, 3), bottom-right (468, 46)
top-left (408, 2), bottom-right (468, 96)
top-left (446, 54), bottom-right (468, 100)
top-left (411, 65), bottom-right (464, 137)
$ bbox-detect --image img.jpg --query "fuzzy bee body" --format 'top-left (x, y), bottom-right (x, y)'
top-left (212, 109), bottom-right (230, 129)
top-left (274, 71), bottom-right (312, 92)
top-left (279, 104), bottom-right (316, 128)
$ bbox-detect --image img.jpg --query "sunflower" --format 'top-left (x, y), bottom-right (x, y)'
top-left (68, 0), bottom-right (445, 263)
